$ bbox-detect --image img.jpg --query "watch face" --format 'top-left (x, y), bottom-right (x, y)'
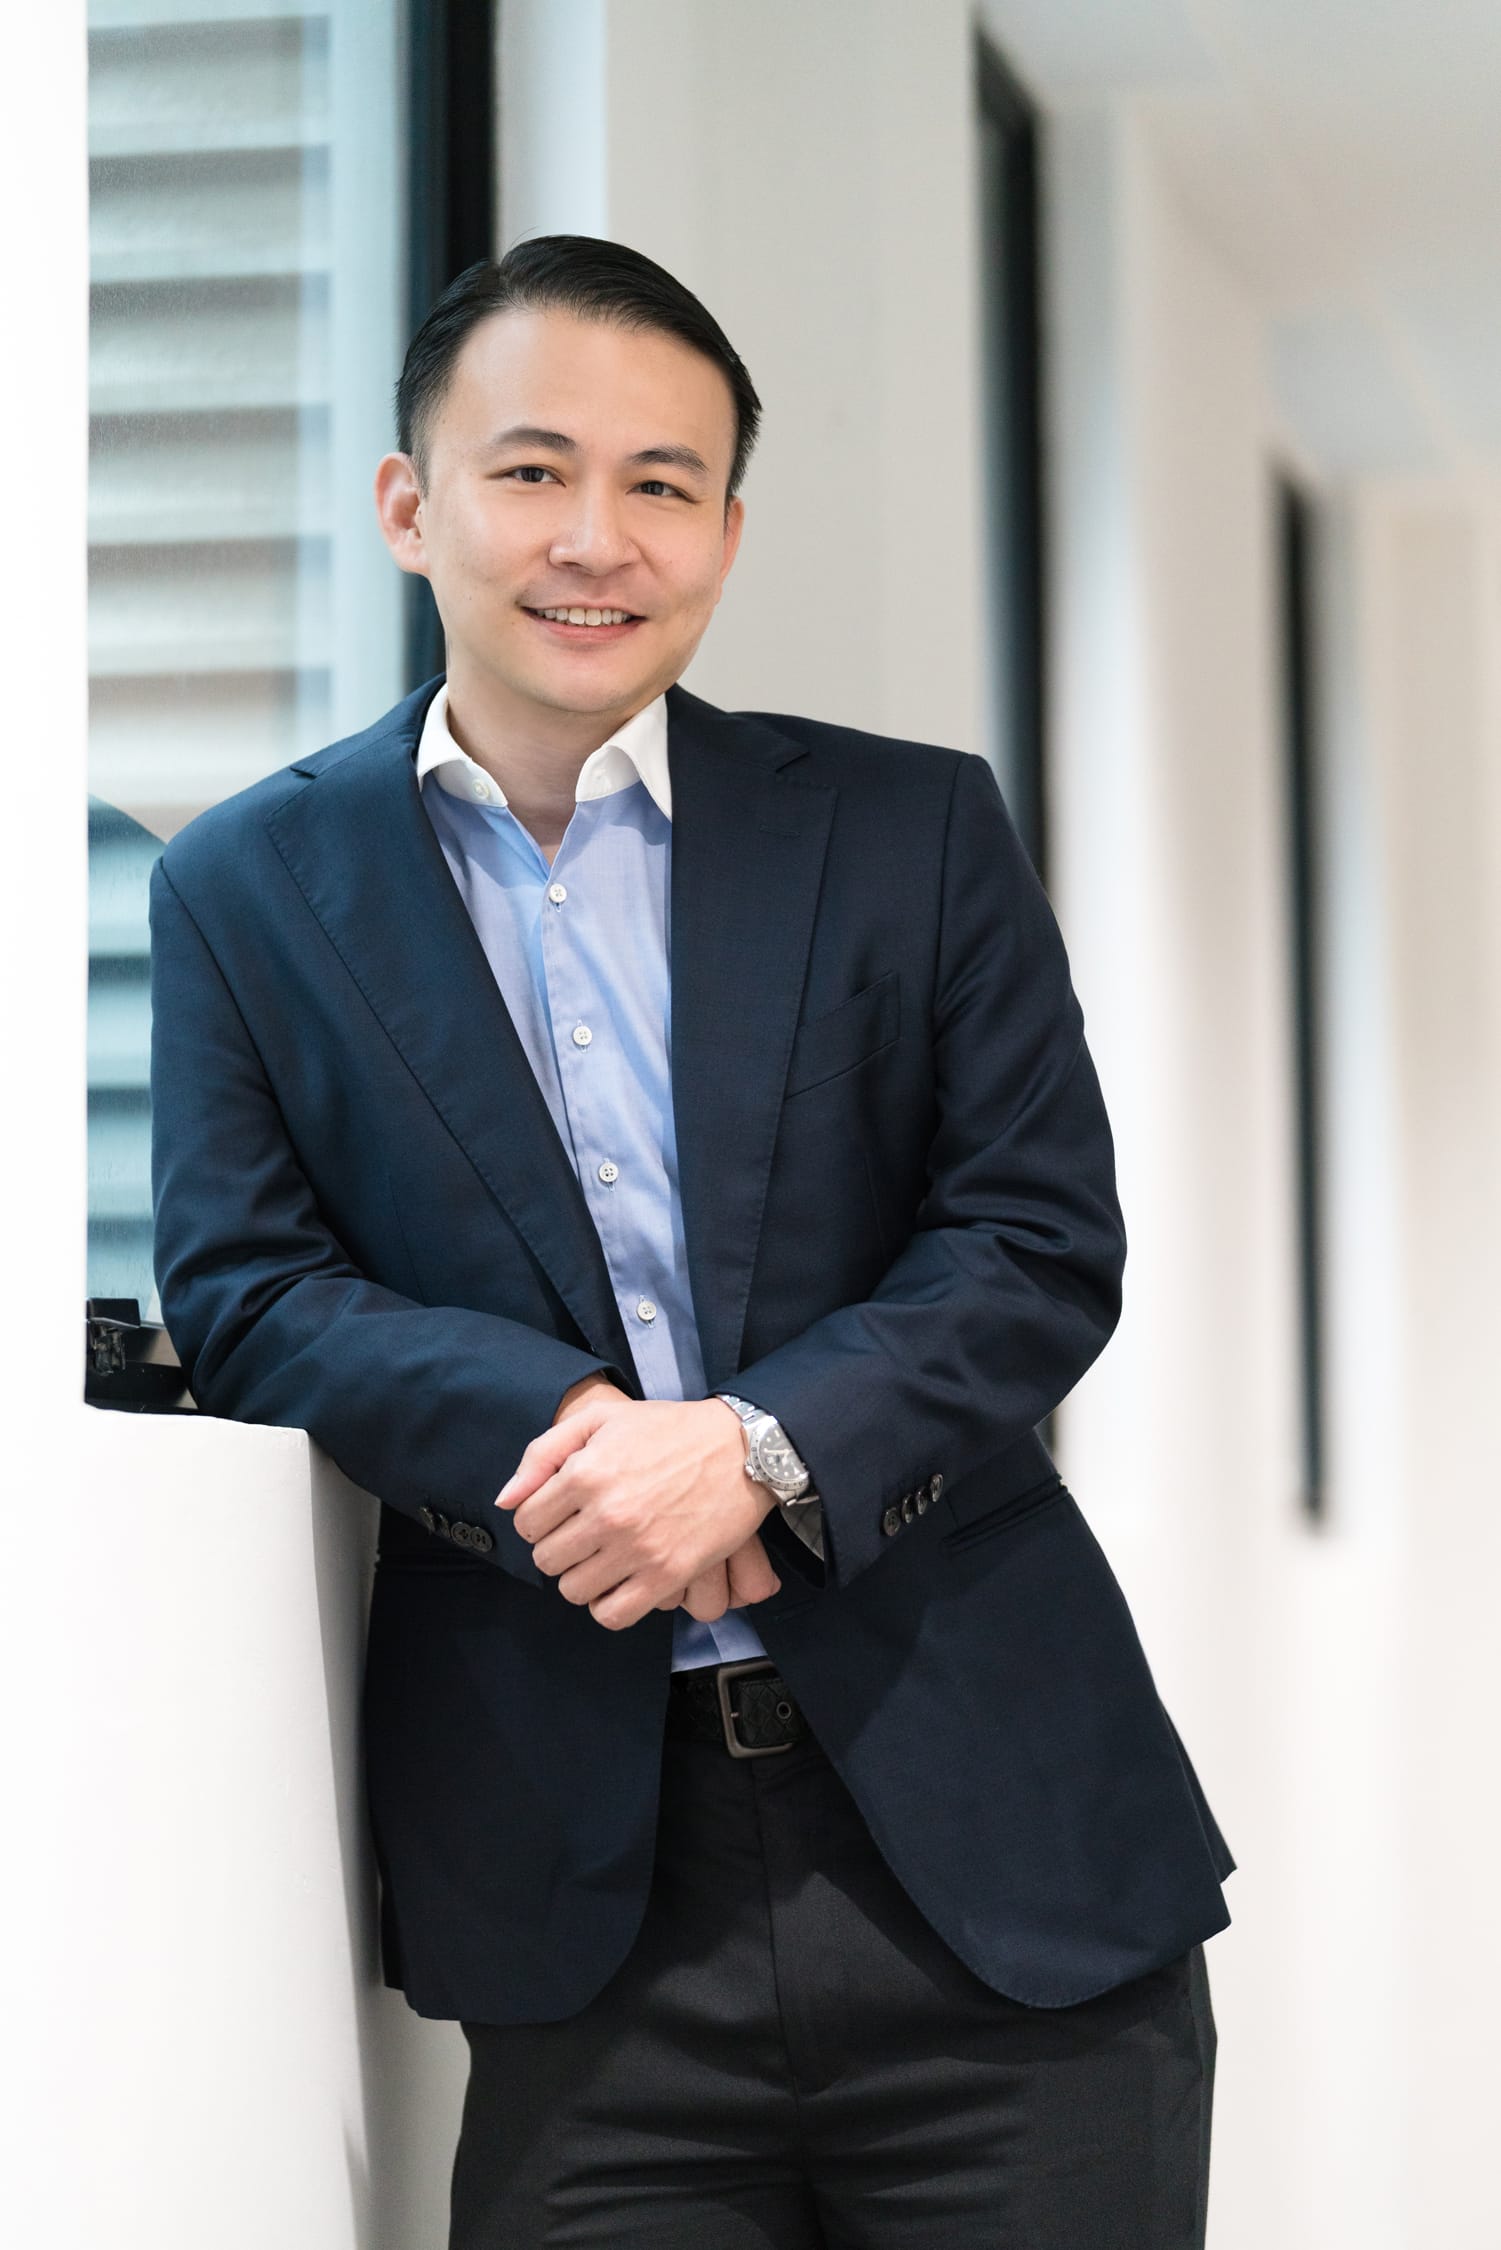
top-left (757, 1430), bottom-right (805, 1488)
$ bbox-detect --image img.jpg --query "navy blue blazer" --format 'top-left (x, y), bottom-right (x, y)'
top-left (149, 675), bottom-right (1234, 2023)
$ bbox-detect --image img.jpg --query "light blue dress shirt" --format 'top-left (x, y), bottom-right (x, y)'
top-left (416, 683), bottom-right (784, 1671)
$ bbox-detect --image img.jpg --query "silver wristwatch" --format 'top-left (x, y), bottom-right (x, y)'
top-left (714, 1393), bottom-right (815, 1504)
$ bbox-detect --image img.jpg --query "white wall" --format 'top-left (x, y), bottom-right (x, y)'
top-left (1043, 102), bottom-right (1501, 2250)
top-left (11, 1419), bottom-right (466, 2248)
top-left (1042, 105), bottom-right (1307, 2243)
top-left (1350, 484), bottom-right (1501, 2248)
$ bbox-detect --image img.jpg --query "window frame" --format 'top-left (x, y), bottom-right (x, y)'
top-left (403, 0), bottom-right (499, 690)
top-left (975, 32), bottom-right (1049, 883)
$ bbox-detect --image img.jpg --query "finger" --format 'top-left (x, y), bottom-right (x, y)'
top-left (556, 1550), bottom-right (636, 1608)
top-left (496, 1404), bottom-right (602, 1510)
top-left (682, 1563), bottom-right (731, 1622)
top-left (588, 1575), bottom-right (659, 1632)
top-left (680, 1565), bottom-right (722, 1619)
top-left (496, 1420), bottom-right (589, 1510)
top-left (512, 1464), bottom-right (593, 1549)
top-left (726, 1540), bottom-right (781, 1606)
top-left (516, 1437), bottom-right (630, 1546)
top-left (530, 1518), bottom-right (607, 1579)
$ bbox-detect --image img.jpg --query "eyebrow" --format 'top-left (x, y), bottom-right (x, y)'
top-left (483, 423), bottom-right (713, 482)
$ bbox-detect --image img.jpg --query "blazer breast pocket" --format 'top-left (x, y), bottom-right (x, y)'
top-left (784, 970), bottom-right (900, 1098)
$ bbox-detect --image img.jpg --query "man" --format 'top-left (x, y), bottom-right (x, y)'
top-left (150, 235), bottom-right (1234, 2247)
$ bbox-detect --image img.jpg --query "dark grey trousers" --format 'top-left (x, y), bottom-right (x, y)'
top-left (452, 1714), bottom-right (1217, 2248)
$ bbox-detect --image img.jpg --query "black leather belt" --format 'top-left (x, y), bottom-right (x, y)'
top-left (666, 1657), bottom-right (808, 1758)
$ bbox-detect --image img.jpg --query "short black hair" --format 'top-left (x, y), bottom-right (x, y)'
top-left (395, 234), bottom-right (761, 509)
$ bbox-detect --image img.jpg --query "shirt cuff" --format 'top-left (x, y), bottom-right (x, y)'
top-left (776, 1493), bottom-right (825, 1561)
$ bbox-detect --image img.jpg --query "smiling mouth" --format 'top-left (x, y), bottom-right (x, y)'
top-left (522, 606), bottom-right (645, 627)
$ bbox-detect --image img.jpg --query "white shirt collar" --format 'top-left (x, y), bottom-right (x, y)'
top-left (414, 682), bottom-right (672, 823)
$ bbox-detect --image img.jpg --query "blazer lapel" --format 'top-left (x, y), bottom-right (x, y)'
top-left (665, 683), bottom-right (837, 1388)
top-left (265, 688), bottom-right (643, 1390)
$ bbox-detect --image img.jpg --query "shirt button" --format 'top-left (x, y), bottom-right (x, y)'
top-left (470, 776), bottom-right (491, 800)
top-left (636, 1298), bottom-right (657, 1324)
top-left (571, 1023), bottom-right (593, 1048)
top-left (547, 882), bottom-right (568, 904)
top-left (597, 1160), bottom-right (619, 1185)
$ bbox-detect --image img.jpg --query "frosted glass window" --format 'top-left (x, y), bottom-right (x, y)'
top-left (87, 0), bottom-right (406, 1311)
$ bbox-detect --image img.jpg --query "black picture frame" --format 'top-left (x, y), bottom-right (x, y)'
top-left (1277, 475), bottom-right (1326, 1522)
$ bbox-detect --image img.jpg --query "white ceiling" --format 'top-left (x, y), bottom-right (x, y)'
top-left (978, 0), bottom-right (1501, 476)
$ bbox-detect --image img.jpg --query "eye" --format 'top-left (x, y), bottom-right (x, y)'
top-left (496, 465), bottom-right (691, 500)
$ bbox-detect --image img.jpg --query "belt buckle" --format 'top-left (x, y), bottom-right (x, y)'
top-left (715, 1657), bottom-right (795, 1759)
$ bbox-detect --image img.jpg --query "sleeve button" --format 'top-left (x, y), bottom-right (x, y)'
top-left (927, 1473), bottom-right (944, 1502)
top-left (419, 1506), bottom-right (438, 1534)
top-left (881, 1505), bottom-right (902, 1537)
top-left (468, 1526), bottom-right (494, 1555)
top-left (900, 1492), bottom-right (915, 1523)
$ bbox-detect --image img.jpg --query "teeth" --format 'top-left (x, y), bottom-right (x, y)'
top-left (536, 607), bottom-right (635, 626)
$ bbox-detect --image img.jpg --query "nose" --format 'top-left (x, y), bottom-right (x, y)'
top-left (548, 482), bottom-right (636, 574)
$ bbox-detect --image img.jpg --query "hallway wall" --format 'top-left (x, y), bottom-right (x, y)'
top-left (1040, 104), bottom-right (1304, 2239)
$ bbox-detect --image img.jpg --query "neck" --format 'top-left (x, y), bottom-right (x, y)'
top-left (442, 654), bottom-right (656, 857)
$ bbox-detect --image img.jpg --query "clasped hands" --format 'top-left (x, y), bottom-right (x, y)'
top-left (495, 1371), bottom-right (783, 1631)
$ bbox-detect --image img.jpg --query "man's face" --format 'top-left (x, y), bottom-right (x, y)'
top-left (381, 306), bottom-right (745, 725)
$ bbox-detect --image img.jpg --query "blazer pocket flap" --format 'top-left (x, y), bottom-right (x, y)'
top-left (942, 1469), bottom-right (1065, 1548)
top-left (784, 970), bottom-right (900, 1097)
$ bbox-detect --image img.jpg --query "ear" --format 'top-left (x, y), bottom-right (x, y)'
top-left (374, 452), bottom-right (430, 578)
top-left (717, 494), bottom-right (746, 592)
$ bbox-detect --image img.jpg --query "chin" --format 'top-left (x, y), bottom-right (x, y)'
top-left (527, 669), bottom-right (653, 716)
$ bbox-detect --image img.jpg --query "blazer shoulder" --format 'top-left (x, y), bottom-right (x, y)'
top-left (159, 760), bottom-right (308, 886)
top-left (158, 677), bottom-right (438, 894)
top-left (738, 706), bottom-right (971, 798)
